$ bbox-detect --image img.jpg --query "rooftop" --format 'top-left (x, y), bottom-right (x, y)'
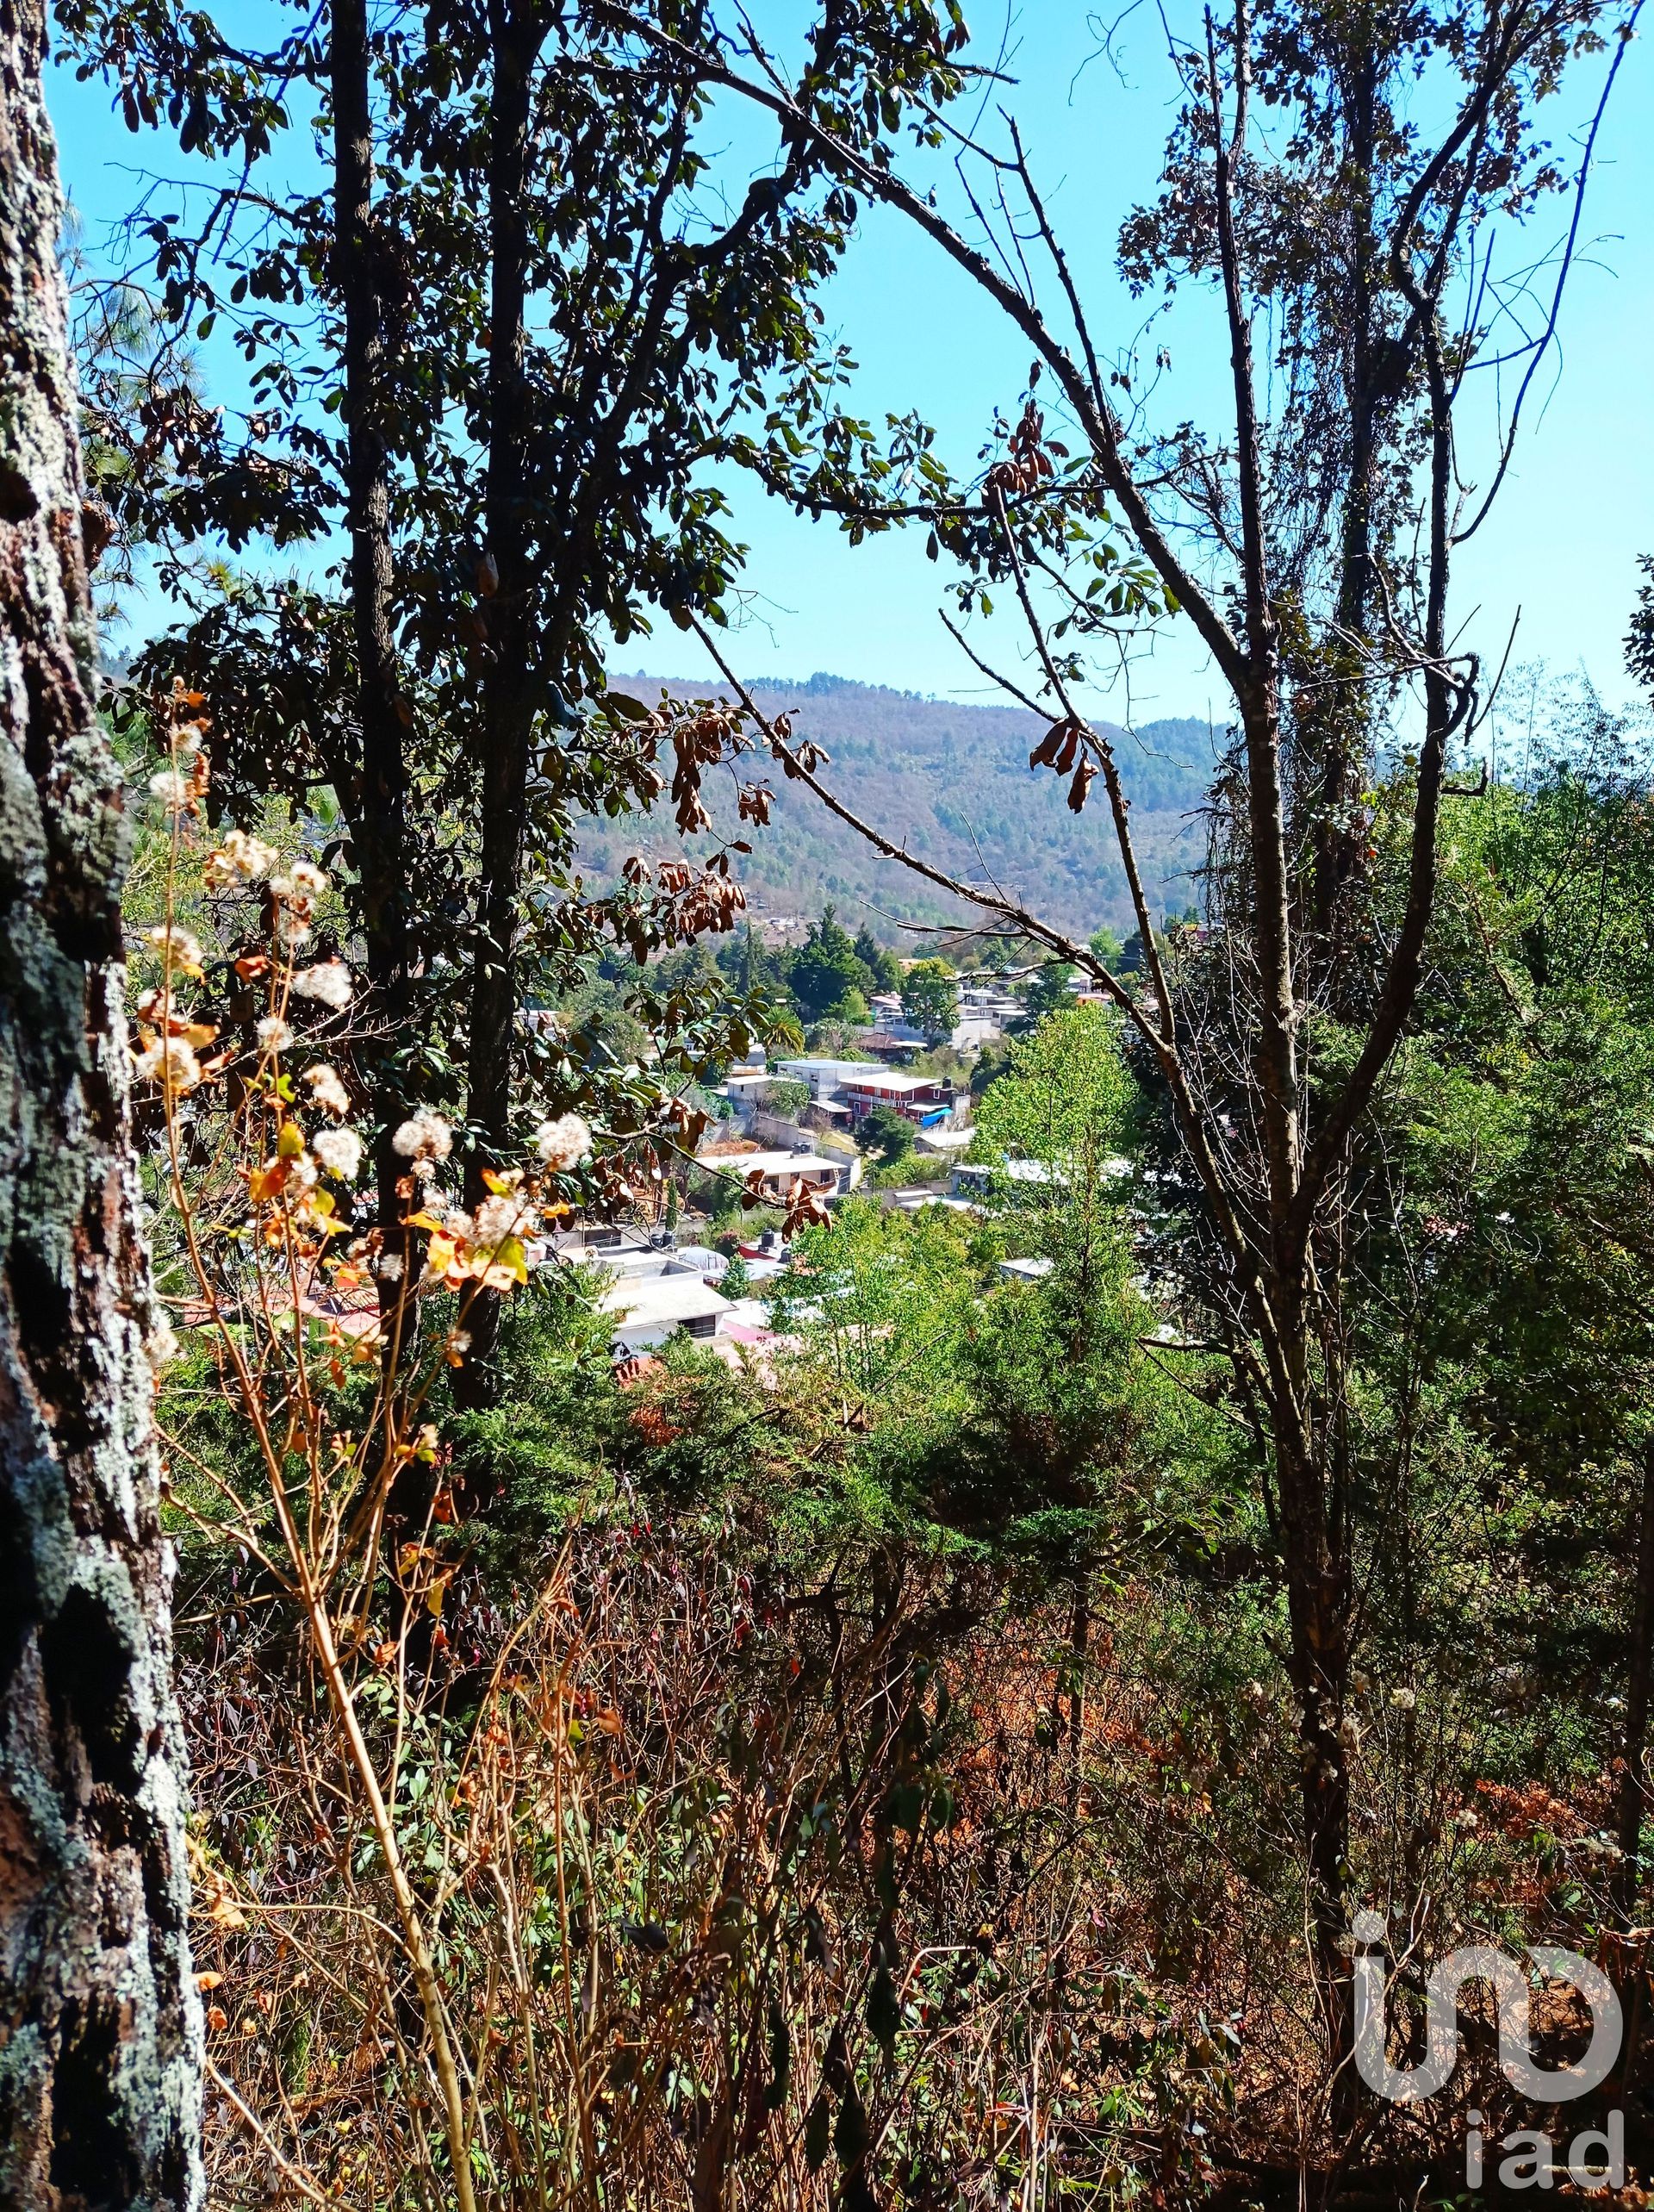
top-left (599, 1274), bottom-right (731, 1328)
top-left (843, 1071), bottom-right (949, 1094)
top-left (776, 1056), bottom-right (886, 1079)
top-left (730, 1150), bottom-right (843, 1177)
top-left (951, 1158), bottom-right (1061, 1186)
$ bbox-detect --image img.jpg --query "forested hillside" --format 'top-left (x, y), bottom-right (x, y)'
top-left (584, 674), bottom-right (1218, 936)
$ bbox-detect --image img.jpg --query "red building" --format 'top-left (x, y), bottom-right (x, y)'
top-left (842, 1073), bottom-right (955, 1128)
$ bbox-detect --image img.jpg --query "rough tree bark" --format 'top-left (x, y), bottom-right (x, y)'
top-left (1615, 1436), bottom-right (1654, 1927)
top-left (0, 2), bottom-right (204, 2203)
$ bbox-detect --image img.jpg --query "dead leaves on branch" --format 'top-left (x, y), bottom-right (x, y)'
top-left (668, 701), bottom-right (747, 834)
top-left (771, 710), bottom-right (831, 781)
top-left (739, 1164), bottom-right (832, 1240)
top-left (1029, 713), bottom-right (1104, 813)
top-left (617, 852), bottom-right (749, 963)
top-left (984, 396), bottom-right (1060, 502)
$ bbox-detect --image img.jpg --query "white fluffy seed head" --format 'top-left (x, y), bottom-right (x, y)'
top-left (475, 1193), bottom-right (525, 1243)
top-left (134, 1036), bottom-right (202, 1091)
top-left (304, 1063), bottom-right (351, 1118)
top-left (291, 960), bottom-right (352, 1009)
top-left (312, 1126), bottom-right (364, 1181)
top-left (391, 1108), bottom-right (453, 1162)
top-left (534, 1112), bottom-right (593, 1171)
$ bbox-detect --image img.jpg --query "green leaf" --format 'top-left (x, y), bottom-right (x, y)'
top-left (600, 691), bottom-right (653, 724)
top-left (805, 2091), bottom-right (832, 2172)
top-left (867, 1963), bottom-right (900, 2055)
top-left (765, 2003), bottom-right (791, 2109)
top-left (835, 2086), bottom-right (871, 2166)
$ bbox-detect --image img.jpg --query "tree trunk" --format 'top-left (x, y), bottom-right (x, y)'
top-left (330, 0), bottom-right (413, 1303)
top-left (0, 5), bottom-right (203, 2202)
top-left (1272, 1380), bottom-right (1358, 2139)
top-left (457, 7), bottom-right (538, 1407)
top-left (1615, 1436), bottom-right (1654, 1927)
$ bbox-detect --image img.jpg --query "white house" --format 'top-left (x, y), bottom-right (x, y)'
top-left (719, 1150), bottom-right (859, 1203)
top-left (556, 1229), bottom-right (734, 1353)
top-left (600, 1268), bottom-right (732, 1354)
top-left (775, 1056), bottom-right (886, 1102)
top-left (997, 1256), bottom-right (1055, 1285)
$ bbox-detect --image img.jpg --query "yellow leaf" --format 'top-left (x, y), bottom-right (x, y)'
top-left (491, 1235), bottom-right (528, 1286)
top-left (277, 1119), bottom-right (305, 1158)
top-left (249, 1160), bottom-right (289, 1203)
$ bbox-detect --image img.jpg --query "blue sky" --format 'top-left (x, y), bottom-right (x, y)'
top-left (47, 4), bottom-right (1654, 726)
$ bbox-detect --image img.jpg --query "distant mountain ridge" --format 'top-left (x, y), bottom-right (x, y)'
top-left (575, 671), bottom-right (1222, 940)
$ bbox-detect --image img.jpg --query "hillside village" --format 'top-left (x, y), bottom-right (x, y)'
top-left (15, 0), bottom-right (1653, 2203)
top-left (550, 950), bottom-right (1115, 1362)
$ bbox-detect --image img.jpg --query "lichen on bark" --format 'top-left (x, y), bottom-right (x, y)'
top-left (0, 0), bottom-right (204, 2203)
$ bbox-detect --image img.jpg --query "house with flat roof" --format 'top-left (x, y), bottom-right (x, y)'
top-left (599, 1269), bottom-right (732, 1353)
top-left (842, 1071), bottom-right (955, 1127)
top-left (555, 1228), bottom-right (734, 1352)
top-left (723, 1150), bottom-right (857, 1204)
top-left (774, 1056), bottom-right (886, 1102)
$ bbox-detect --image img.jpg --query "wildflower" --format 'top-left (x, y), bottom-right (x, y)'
top-left (312, 1127), bottom-right (364, 1181)
top-left (289, 858), bottom-right (328, 896)
top-left (146, 925), bottom-right (204, 976)
top-left (149, 768), bottom-right (190, 811)
top-left (290, 959), bottom-right (352, 1010)
top-left (1389, 1686), bottom-right (1417, 1711)
top-left (134, 1036), bottom-right (202, 1092)
top-left (227, 828), bottom-right (279, 879)
top-left (304, 1063), bottom-right (351, 1118)
top-left (449, 1330), bottom-right (471, 1354)
top-left (392, 1108), bottom-right (453, 1162)
top-left (256, 1015), bottom-right (293, 1054)
top-left (204, 827), bottom-right (280, 886)
top-left (475, 1193), bottom-right (525, 1244)
top-left (276, 909), bottom-right (311, 947)
top-left (377, 1251), bottom-right (405, 1284)
top-left (146, 1315), bottom-right (183, 1370)
top-left (535, 1112), bottom-right (593, 1171)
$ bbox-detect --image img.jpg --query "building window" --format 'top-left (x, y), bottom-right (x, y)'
top-left (681, 1314), bottom-right (717, 1339)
